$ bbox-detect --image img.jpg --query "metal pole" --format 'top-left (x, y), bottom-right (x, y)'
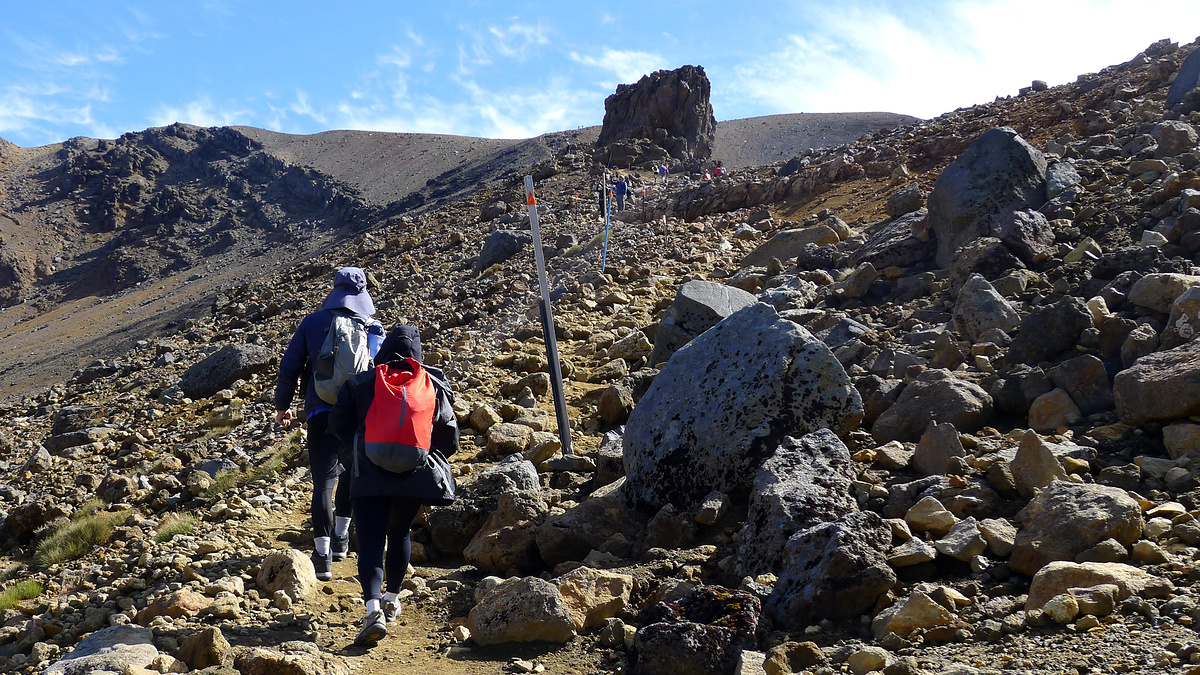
top-left (524, 176), bottom-right (573, 456)
top-left (602, 190), bottom-right (612, 274)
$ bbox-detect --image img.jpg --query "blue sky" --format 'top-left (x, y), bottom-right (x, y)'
top-left (2, 1), bottom-right (1199, 147)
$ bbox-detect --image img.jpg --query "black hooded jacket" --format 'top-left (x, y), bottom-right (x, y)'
top-left (327, 328), bottom-right (458, 504)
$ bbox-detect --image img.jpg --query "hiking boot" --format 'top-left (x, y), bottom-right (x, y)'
top-left (354, 610), bottom-right (387, 646)
top-left (383, 598), bottom-right (402, 623)
top-left (311, 551), bottom-right (332, 582)
top-left (332, 535), bottom-right (349, 561)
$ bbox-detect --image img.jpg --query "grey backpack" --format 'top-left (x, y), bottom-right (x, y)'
top-left (313, 312), bottom-right (373, 404)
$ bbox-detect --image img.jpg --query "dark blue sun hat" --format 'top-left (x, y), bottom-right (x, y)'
top-left (322, 267), bottom-right (375, 317)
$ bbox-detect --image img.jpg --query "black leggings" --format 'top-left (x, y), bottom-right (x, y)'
top-left (354, 496), bottom-right (422, 600)
top-left (307, 412), bottom-right (351, 539)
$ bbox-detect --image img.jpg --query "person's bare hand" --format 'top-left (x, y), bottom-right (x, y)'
top-left (275, 409), bottom-right (294, 428)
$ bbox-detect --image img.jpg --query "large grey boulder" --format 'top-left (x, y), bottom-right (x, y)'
top-left (623, 303), bottom-right (863, 512)
top-left (850, 209), bottom-right (935, 270)
top-left (426, 455), bottom-right (538, 554)
top-left (1168, 45), bottom-right (1200, 111)
top-left (46, 625), bottom-right (157, 675)
top-left (765, 511), bottom-right (896, 630)
top-left (649, 280), bottom-right (756, 365)
top-left (953, 274), bottom-right (1020, 342)
top-left (1114, 339), bottom-right (1200, 425)
top-left (180, 344), bottom-right (273, 399)
top-left (871, 369), bottom-right (992, 442)
top-left (1007, 296), bottom-right (1093, 365)
top-left (1011, 482), bottom-right (1143, 576)
top-left (928, 127), bottom-right (1048, 267)
top-left (476, 229), bottom-right (533, 272)
top-left (735, 430), bottom-right (857, 578)
top-left (741, 225), bottom-right (841, 268)
top-left (997, 209), bottom-right (1055, 263)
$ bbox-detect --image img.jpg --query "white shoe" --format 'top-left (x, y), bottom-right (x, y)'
top-left (383, 598), bottom-right (402, 623)
top-left (354, 610), bottom-right (387, 646)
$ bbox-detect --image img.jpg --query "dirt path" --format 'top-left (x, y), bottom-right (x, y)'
top-left (257, 498), bottom-right (614, 675)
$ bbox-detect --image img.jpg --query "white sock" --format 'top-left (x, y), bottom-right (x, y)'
top-left (366, 598), bottom-right (381, 615)
top-left (314, 537), bottom-right (330, 556)
top-left (335, 517), bottom-right (352, 538)
top-left (383, 591), bottom-right (398, 604)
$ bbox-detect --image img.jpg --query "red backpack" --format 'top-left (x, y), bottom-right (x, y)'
top-left (363, 358), bottom-right (436, 474)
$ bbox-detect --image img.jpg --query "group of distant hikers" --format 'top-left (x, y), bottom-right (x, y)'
top-left (596, 162), bottom-right (726, 215)
top-left (273, 267), bottom-right (458, 647)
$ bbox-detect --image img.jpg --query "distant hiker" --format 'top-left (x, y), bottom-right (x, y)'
top-left (702, 170), bottom-right (712, 181)
top-left (596, 179), bottom-right (607, 216)
top-left (660, 163), bottom-right (670, 183)
top-left (328, 325), bottom-right (459, 646)
top-left (612, 175), bottom-right (629, 212)
top-left (653, 164), bottom-right (661, 183)
top-left (274, 267), bottom-right (385, 582)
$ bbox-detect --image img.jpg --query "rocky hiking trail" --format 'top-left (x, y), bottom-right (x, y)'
top-left (7, 37), bottom-right (1200, 675)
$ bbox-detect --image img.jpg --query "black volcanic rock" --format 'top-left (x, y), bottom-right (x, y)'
top-left (597, 65), bottom-right (716, 163)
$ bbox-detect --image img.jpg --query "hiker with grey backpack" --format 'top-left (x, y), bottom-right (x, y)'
top-left (328, 325), bottom-right (458, 646)
top-left (274, 267), bottom-right (385, 581)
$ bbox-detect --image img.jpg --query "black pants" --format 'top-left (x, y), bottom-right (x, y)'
top-left (354, 496), bottom-right (422, 600)
top-left (307, 412), bottom-right (351, 539)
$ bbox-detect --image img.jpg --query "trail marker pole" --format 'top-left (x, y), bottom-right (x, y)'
top-left (525, 176), bottom-right (573, 456)
top-left (602, 188), bottom-right (612, 274)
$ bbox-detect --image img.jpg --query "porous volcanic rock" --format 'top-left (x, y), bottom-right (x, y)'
top-left (927, 126), bottom-right (1048, 267)
top-left (597, 65), bottom-right (716, 162)
top-left (623, 303), bottom-right (862, 512)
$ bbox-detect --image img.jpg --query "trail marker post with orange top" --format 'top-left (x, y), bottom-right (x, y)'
top-left (524, 175), bottom-right (573, 455)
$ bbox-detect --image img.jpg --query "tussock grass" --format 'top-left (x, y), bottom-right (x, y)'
top-left (35, 502), bottom-right (126, 567)
top-left (154, 513), bottom-right (196, 543)
top-left (582, 232), bottom-right (606, 252)
top-left (0, 580), bottom-right (42, 611)
top-left (196, 437), bottom-right (302, 500)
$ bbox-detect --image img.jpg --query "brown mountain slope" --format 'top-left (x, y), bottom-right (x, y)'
top-left (0, 110), bottom-right (913, 400)
top-left (713, 111), bottom-right (920, 168)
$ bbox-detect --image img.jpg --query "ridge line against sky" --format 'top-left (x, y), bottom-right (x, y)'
top-left (2, 0), bottom-right (1200, 148)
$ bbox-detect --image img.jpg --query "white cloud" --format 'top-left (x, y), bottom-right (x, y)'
top-left (728, 0), bottom-right (1200, 119)
top-left (148, 97), bottom-right (252, 128)
top-left (487, 20), bottom-right (549, 58)
top-left (570, 48), bottom-right (667, 87)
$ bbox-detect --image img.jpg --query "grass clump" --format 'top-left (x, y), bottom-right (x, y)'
top-left (34, 501), bottom-right (125, 567)
top-left (155, 513), bottom-right (196, 543)
top-left (196, 440), bottom-right (302, 500)
top-left (0, 580), bottom-right (42, 611)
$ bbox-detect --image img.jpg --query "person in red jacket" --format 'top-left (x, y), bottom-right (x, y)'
top-left (329, 326), bottom-right (458, 646)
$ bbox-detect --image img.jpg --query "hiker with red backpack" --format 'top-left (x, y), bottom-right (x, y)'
top-left (328, 325), bottom-right (458, 646)
top-left (274, 267), bottom-right (385, 581)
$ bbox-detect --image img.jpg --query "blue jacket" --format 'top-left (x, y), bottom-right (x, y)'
top-left (327, 359), bottom-right (459, 504)
top-left (275, 308), bottom-right (384, 419)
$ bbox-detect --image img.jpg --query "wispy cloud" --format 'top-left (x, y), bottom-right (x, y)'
top-left (148, 97), bottom-right (252, 128)
top-left (729, 0), bottom-right (1200, 119)
top-left (570, 48), bottom-right (666, 87)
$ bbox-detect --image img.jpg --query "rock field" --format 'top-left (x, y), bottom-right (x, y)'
top-left (2, 35), bottom-right (1200, 675)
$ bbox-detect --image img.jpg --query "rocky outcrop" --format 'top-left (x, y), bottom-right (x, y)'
top-left (623, 303), bottom-right (862, 512)
top-left (597, 65), bottom-right (716, 163)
